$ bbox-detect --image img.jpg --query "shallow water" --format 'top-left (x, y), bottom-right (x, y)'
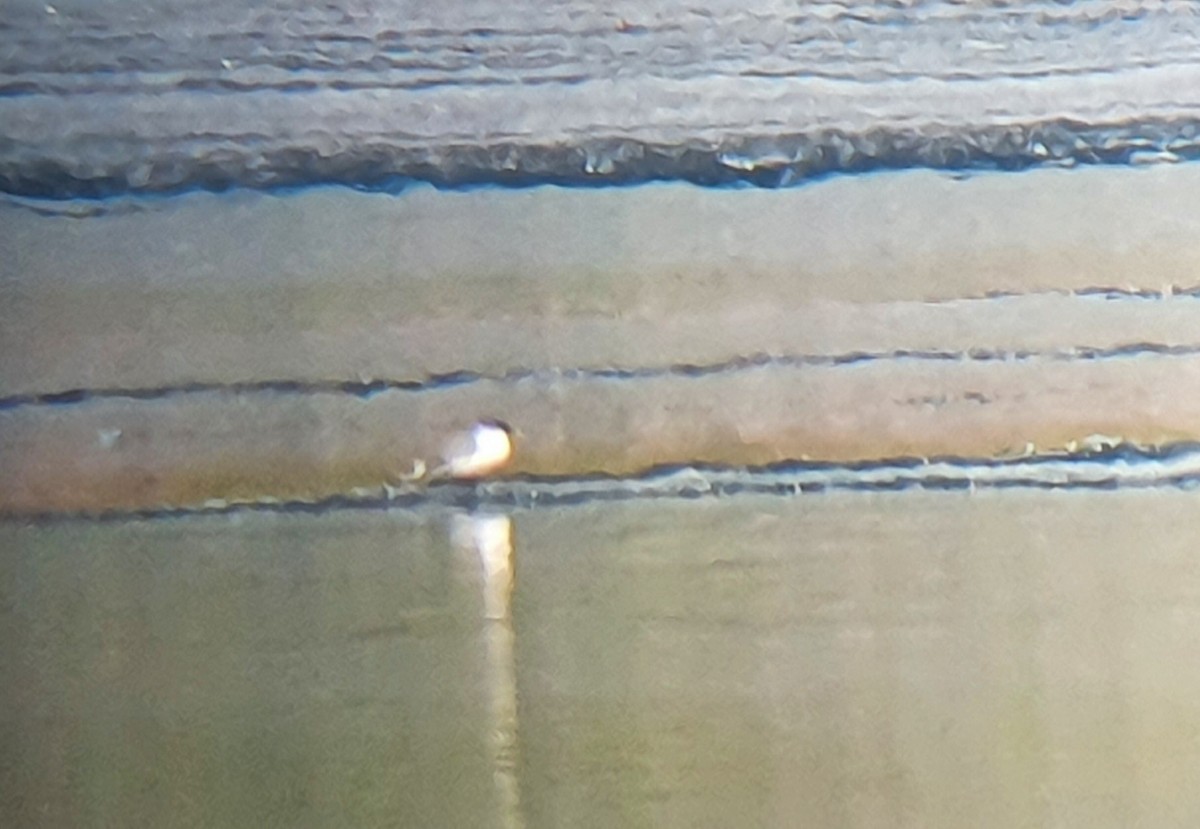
top-left (4, 489), bottom-right (1200, 827)
top-left (5, 0), bottom-right (1200, 198)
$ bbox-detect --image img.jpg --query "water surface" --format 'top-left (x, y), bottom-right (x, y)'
top-left (4, 489), bottom-right (1200, 826)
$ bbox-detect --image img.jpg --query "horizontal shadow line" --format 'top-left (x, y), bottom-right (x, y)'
top-left (3, 340), bottom-right (1200, 413)
top-left (4, 115), bottom-right (1200, 200)
top-left (8, 441), bottom-right (1200, 524)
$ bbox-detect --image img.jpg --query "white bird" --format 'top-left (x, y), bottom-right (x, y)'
top-left (389, 419), bottom-right (516, 491)
top-left (429, 419), bottom-right (516, 481)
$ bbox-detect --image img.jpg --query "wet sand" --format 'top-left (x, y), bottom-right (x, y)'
top-left (6, 166), bottom-right (1200, 397)
top-left (6, 165), bottom-right (1200, 513)
top-left (9, 354), bottom-right (1200, 514)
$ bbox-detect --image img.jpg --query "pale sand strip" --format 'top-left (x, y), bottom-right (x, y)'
top-left (6, 355), bottom-right (1200, 514)
top-left (5, 164), bottom-right (1200, 398)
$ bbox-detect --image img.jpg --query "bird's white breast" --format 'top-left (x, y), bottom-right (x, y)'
top-left (445, 424), bottom-right (512, 477)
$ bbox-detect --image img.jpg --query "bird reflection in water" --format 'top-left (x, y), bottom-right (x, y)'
top-left (451, 512), bottom-right (524, 829)
top-left (451, 512), bottom-right (516, 621)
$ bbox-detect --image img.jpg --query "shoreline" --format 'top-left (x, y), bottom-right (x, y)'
top-left (7, 165), bottom-right (1200, 513)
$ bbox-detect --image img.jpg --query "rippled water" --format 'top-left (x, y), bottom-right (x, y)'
top-left (5, 0), bottom-right (1200, 196)
top-left (4, 489), bottom-right (1200, 827)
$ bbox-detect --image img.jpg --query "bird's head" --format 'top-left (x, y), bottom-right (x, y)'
top-left (473, 419), bottom-right (520, 443)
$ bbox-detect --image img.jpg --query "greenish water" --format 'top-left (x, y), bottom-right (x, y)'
top-left (4, 490), bottom-right (1200, 827)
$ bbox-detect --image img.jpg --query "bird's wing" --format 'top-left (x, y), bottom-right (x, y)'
top-left (428, 430), bottom-right (477, 478)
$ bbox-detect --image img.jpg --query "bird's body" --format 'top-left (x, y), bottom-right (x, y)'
top-left (431, 420), bottom-right (514, 480)
top-left (388, 420), bottom-right (515, 490)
